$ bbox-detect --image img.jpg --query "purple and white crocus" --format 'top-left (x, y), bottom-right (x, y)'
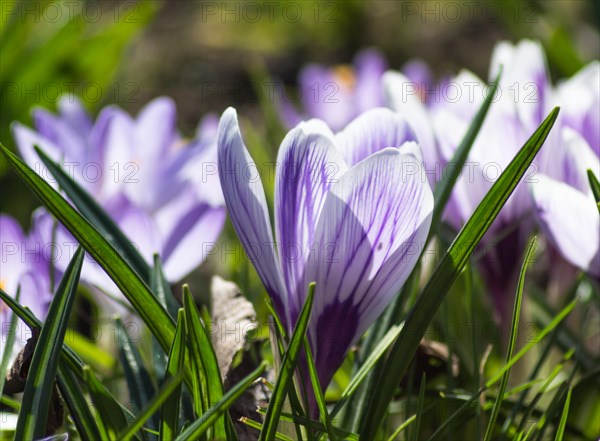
top-left (13, 97), bottom-right (225, 306)
top-left (531, 61), bottom-right (600, 277)
top-left (0, 214), bottom-right (54, 365)
top-left (282, 49), bottom-right (388, 131)
top-left (217, 106), bottom-right (433, 398)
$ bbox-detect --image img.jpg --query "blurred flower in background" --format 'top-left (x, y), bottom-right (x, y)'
top-left (281, 49), bottom-right (388, 131)
top-left (0, 213), bottom-right (54, 364)
top-left (12, 97), bottom-right (225, 307)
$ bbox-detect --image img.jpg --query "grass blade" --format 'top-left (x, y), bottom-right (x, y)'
top-left (483, 236), bottom-right (537, 441)
top-left (259, 283), bottom-right (315, 441)
top-left (0, 287), bottom-right (20, 394)
top-left (56, 364), bottom-right (106, 441)
top-left (430, 68), bottom-right (502, 232)
top-left (410, 373), bottom-right (427, 441)
top-left (330, 323), bottom-right (403, 420)
top-left (183, 285), bottom-right (226, 438)
top-left (303, 336), bottom-right (337, 441)
top-left (15, 247), bottom-right (84, 440)
top-left (160, 309), bottom-right (186, 440)
top-left (175, 361), bottom-right (267, 441)
top-left (84, 365), bottom-right (134, 439)
top-left (35, 145), bottom-right (150, 282)
top-left (360, 107), bottom-right (560, 439)
top-left (115, 317), bottom-right (158, 429)
top-left (587, 169), bottom-right (600, 213)
top-left (0, 143), bottom-right (176, 353)
top-left (118, 372), bottom-right (185, 441)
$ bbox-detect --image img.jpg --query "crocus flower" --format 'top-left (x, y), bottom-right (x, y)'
top-left (530, 128), bottom-right (600, 277)
top-left (282, 49), bottom-right (388, 131)
top-left (12, 97), bottom-right (225, 303)
top-left (0, 213), bottom-right (53, 365)
top-left (217, 106), bottom-right (433, 401)
top-left (423, 39), bottom-right (557, 320)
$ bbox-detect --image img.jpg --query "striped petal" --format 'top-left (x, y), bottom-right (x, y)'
top-left (531, 175), bottom-right (600, 276)
top-left (302, 145), bottom-right (434, 385)
top-left (275, 123), bottom-right (347, 318)
top-left (335, 107), bottom-right (416, 166)
top-left (217, 108), bottom-right (287, 314)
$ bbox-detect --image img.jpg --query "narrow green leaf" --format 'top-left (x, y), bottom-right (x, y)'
top-left (175, 361), bottom-right (267, 441)
top-left (303, 335), bottom-right (337, 441)
top-left (84, 365), bottom-right (134, 439)
top-left (485, 298), bottom-right (578, 388)
top-left (15, 247), bottom-right (84, 440)
top-left (160, 309), bottom-right (186, 441)
top-left (240, 418), bottom-right (294, 441)
top-left (0, 143), bottom-right (176, 353)
top-left (360, 107), bottom-right (560, 439)
top-left (411, 373), bottom-right (427, 441)
top-left (118, 372), bottom-right (185, 441)
top-left (183, 285), bottom-right (226, 438)
top-left (258, 410), bottom-right (360, 441)
top-left (587, 169), bottom-right (600, 213)
top-left (35, 145), bottom-right (150, 282)
top-left (0, 287), bottom-right (20, 394)
top-left (57, 364), bottom-right (106, 441)
top-left (115, 317), bottom-right (158, 429)
top-left (555, 388), bottom-right (572, 441)
top-left (330, 323), bottom-right (403, 419)
top-left (260, 283), bottom-right (315, 441)
top-left (484, 236), bottom-right (537, 441)
top-left (430, 67), bottom-right (502, 232)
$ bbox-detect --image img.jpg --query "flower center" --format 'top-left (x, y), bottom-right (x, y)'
top-left (333, 65), bottom-right (356, 91)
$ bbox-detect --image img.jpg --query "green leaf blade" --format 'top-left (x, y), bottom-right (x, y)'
top-left (15, 247), bottom-right (84, 440)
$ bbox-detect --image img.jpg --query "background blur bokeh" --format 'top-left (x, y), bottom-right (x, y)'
top-left (1, 0), bottom-right (599, 224)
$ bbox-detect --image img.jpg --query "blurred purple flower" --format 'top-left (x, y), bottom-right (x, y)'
top-left (282, 49), bottom-right (388, 131)
top-left (424, 40), bottom-right (557, 319)
top-left (217, 107), bottom-right (432, 398)
top-left (0, 213), bottom-right (53, 364)
top-left (530, 128), bottom-right (599, 277)
top-left (12, 97), bottom-right (225, 303)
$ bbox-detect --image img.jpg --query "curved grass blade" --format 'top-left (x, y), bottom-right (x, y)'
top-left (0, 287), bottom-right (20, 394)
top-left (15, 247), bottom-right (84, 440)
top-left (360, 107), bottom-right (560, 439)
top-left (427, 298), bottom-right (577, 441)
top-left (259, 283), bottom-right (315, 441)
top-left (411, 373), bottom-right (427, 441)
top-left (84, 365), bottom-right (136, 439)
top-left (160, 309), bottom-right (186, 441)
top-left (484, 236), bottom-right (537, 441)
top-left (183, 285), bottom-right (226, 438)
top-left (175, 361), bottom-right (267, 441)
top-left (555, 388), bottom-right (572, 441)
top-left (56, 364), bottom-right (106, 441)
top-left (240, 418), bottom-right (294, 441)
top-left (0, 143), bottom-right (176, 354)
top-left (0, 289), bottom-right (134, 430)
top-left (35, 145), bottom-right (150, 282)
top-left (587, 169), bottom-right (600, 213)
top-left (330, 323), bottom-right (403, 420)
top-left (430, 68), bottom-right (502, 233)
top-left (303, 336), bottom-right (337, 441)
top-left (118, 372), bottom-right (184, 441)
top-left (115, 317), bottom-right (158, 430)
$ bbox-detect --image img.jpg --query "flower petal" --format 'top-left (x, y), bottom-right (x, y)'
top-left (162, 202), bottom-right (226, 282)
top-left (302, 145), bottom-right (434, 385)
top-left (217, 108), bottom-right (287, 313)
top-left (383, 71), bottom-right (438, 182)
top-left (335, 107), bottom-right (416, 166)
top-left (531, 175), bottom-right (599, 276)
top-left (0, 215), bottom-right (28, 296)
top-left (275, 124), bottom-right (348, 314)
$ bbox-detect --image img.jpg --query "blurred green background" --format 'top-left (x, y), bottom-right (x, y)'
top-left (1, 0), bottom-right (598, 224)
